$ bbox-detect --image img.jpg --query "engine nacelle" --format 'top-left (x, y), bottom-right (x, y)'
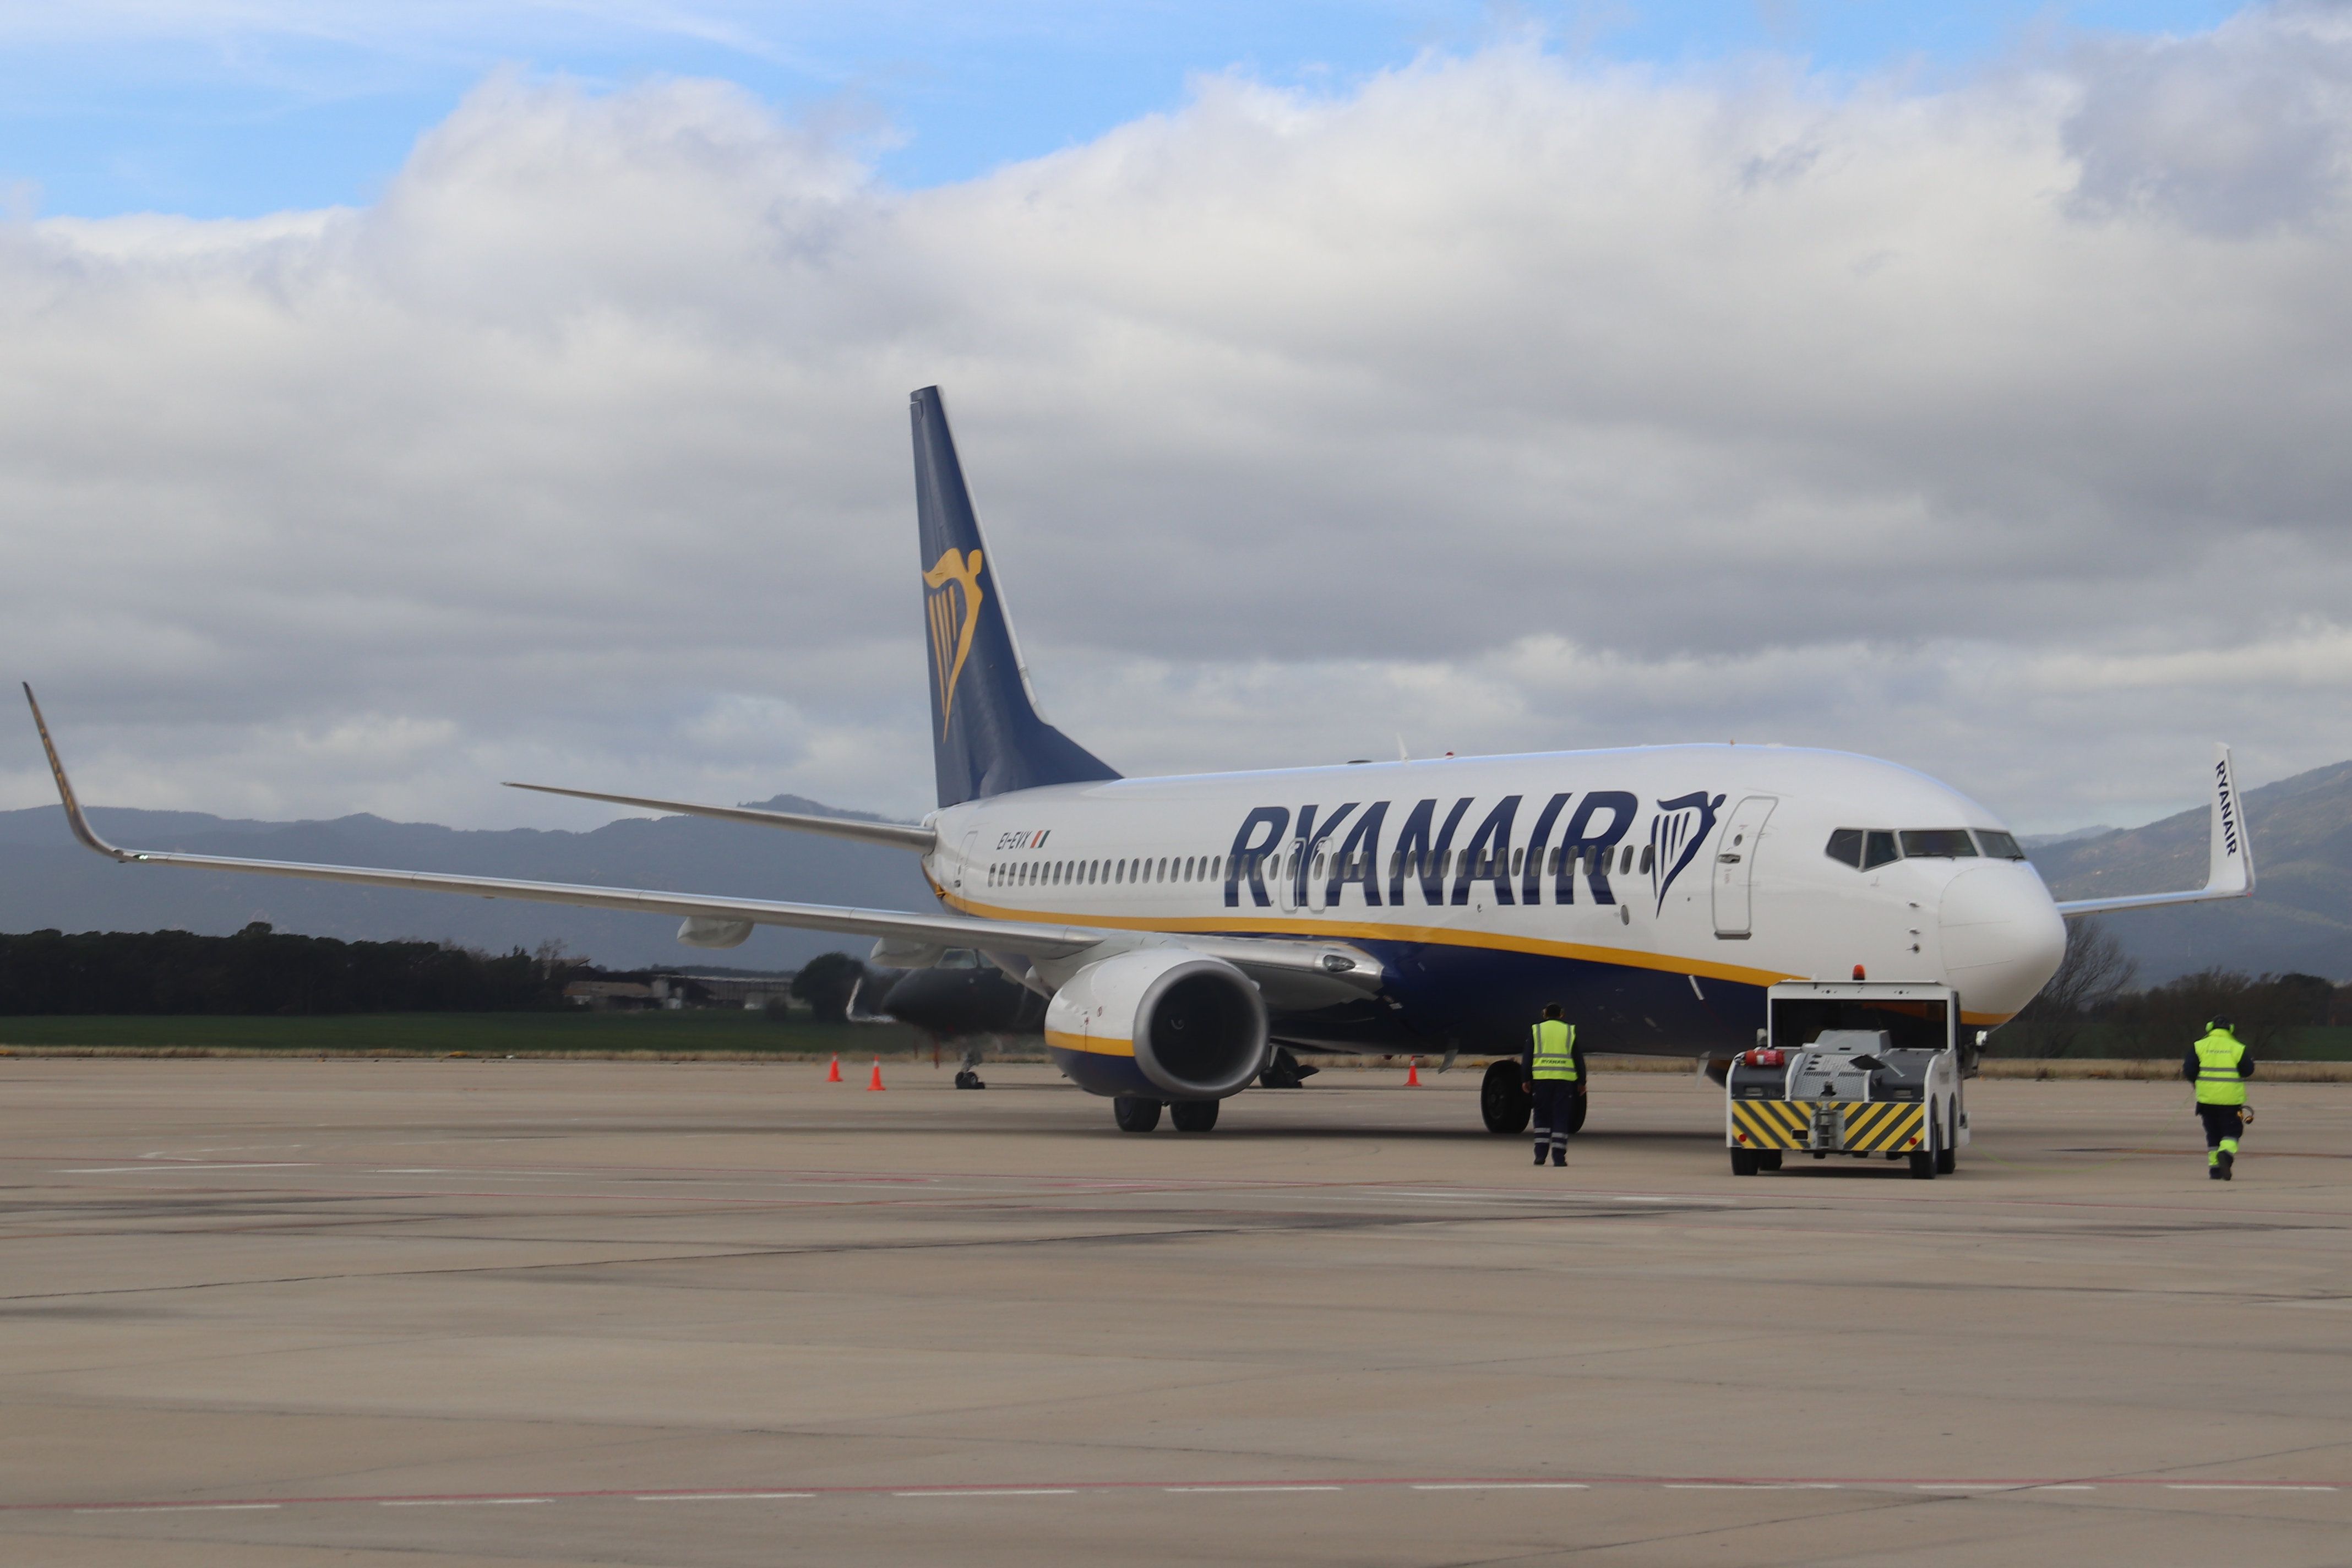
top-left (1043, 949), bottom-right (1268, 1102)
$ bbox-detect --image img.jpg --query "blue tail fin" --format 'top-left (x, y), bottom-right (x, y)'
top-left (911, 387), bottom-right (1119, 808)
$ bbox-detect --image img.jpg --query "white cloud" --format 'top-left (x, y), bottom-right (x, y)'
top-left (5, 14), bottom-right (2352, 846)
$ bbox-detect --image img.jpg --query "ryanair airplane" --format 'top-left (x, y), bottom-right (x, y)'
top-left (24, 388), bottom-right (2256, 1135)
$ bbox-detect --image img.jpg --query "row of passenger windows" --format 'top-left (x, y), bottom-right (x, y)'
top-left (988, 841), bottom-right (1657, 892)
top-left (1823, 826), bottom-right (2027, 870)
top-left (990, 854), bottom-right (1221, 889)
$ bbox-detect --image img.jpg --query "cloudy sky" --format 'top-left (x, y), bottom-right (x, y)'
top-left (2, 0), bottom-right (2344, 840)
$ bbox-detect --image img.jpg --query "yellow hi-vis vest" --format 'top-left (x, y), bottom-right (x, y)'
top-left (2193, 1028), bottom-right (2248, 1106)
top-left (1531, 1020), bottom-right (1577, 1082)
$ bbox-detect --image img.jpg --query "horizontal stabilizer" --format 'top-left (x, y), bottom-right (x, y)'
top-left (2054, 743), bottom-right (2256, 918)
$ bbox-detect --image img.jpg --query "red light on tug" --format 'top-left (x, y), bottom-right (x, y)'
top-left (1853, 963), bottom-right (1866, 981)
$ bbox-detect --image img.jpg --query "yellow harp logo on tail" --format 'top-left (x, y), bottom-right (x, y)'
top-left (923, 548), bottom-right (986, 738)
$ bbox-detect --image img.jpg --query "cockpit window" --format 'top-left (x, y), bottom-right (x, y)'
top-left (1863, 831), bottom-right (1900, 869)
top-left (1974, 830), bottom-right (2026, 860)
top-left (1825, 829), bottom-right (1863, 868)
top-left (1899, 829), bottom-right (1979, 859)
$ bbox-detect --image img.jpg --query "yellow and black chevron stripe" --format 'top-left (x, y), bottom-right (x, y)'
top-left (1730, 1098), bottom-right (1926, 1153)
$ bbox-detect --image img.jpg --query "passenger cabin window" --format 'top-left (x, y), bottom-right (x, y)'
top-left (1900, 829), bottom-right (1979, 859)
top-left (1638, 844), bottom-right (1653, 873)
top-left (1863, 831), bottom-right (1900, 869)
top-left (1825, 829), bottom-right (1863, 868)
top-left (1974, 830), bottom-right (2026, 860)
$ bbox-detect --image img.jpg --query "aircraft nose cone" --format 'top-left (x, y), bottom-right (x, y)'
top-left (1939, 864), bottom-right (2067, 1019)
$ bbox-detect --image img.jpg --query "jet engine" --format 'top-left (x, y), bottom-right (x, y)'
top-left (1044, 949), bottom-right (1269, 1100)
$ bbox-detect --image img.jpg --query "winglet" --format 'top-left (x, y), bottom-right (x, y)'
top-left (21, 684), bottom-right (131, 861)
top-left (2053, 741), bottom-right (2256, 918)
top-left (2204, 741), bottom-right (2254, 897)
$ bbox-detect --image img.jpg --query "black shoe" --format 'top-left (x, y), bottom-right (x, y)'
top-left (2219, 1150), bottom-right (2235, 1174)
top-left (1533, 1151), bottom-right (1547, 1166)
top-left (2219, 1162), bottom-right (2234, 1182)
top-left (1551, 1153), bottom-right (1566, 1168)
top-left (2209, 1165), bottom-right (2224, 1179)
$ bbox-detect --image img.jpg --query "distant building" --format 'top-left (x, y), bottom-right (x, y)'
top-left (654, 974), bottom-right (797, 1011)
top-left (563, 974), bottom-right (798, 1012)
top-left (563, 981), bottom-right (661, 1010)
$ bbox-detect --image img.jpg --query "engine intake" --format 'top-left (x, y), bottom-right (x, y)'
top-left (1044, 949), bottom-right (1269, 1100)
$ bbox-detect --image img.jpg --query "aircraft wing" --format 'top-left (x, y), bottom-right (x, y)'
top-left (2052, 743), bottom-right (2256, 917)
top-left (23, 687), bottom-right (1382, 996)
top-left (503, 782), bottom-right (935, 853)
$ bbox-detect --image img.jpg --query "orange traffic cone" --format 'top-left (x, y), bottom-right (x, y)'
top-left (826, 1055), bottom-right (843, 1083)
top-left (1404, 1056), bottom-right (1422, 1087)
top-left (866, 1058), bottom-right (886, 1091)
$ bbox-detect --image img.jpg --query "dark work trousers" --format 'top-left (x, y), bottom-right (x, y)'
top-left (1531, 1081), bottom-right (1576, 1163)
top-left (2198, 1104), bottom-right (2245, 1153)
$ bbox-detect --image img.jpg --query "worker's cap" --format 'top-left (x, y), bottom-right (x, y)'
top-left (2210, 1015), bottom-right (2233, 1030)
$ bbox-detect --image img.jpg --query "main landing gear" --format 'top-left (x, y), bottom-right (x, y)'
top-left (1482, 1059), bottom-right (1588, 1136)
top-left (1113, 1097), bottom-right (1220, 1133)
top-left (952, 1044), bottom-right (986, 1090)
top-left (1481, 1059), bottom-right (1530, 1135)
top-left (1258, 1047), bottom-right (1317, 1089)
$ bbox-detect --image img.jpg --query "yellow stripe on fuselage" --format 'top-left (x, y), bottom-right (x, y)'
top-left (1043, 1027), bottom-right (1135, 1058)
top-left (941, 888), bottom-right (1793, 988)
top-left (939, 891), bottom-right (2017, 1028)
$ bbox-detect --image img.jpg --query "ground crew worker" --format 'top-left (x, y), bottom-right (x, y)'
top-left (2183, 1015), bottom-right (2256, 1180)
top-left (1522, 1003), bottom-right (1586, 1167)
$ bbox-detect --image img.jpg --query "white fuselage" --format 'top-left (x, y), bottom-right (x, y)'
top-left (917, 743), bottom-right (2066, 1056)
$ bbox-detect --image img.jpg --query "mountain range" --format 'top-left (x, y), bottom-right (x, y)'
top-left (3, 759), bottom-right (2345, 984)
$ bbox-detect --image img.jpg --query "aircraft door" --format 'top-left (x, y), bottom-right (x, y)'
top-left (1306, 842), bottom-right (1333, 912)
top-left (1712, 796), bottom-right (1777, 938)
top-left (955, 830), bottom-right (979, 893)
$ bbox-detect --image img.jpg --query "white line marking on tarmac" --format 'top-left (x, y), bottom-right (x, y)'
top-left (1162, 1485), bottom-right (1343, 1494)
top-left (382, 1498), bottom-right (550, 1506)
top-left (892, 1489), bottom-right (1075, 1498)
top-left (635, 1493), bottom-right (815, 1502)
top-left (2164, 1484), bottom-right (2335, 1491)
top-left (60, 1163), bottom-right (312, 1173)
top-left (1412, 1483), bottom-right (1590, 1491)
top-left (74, 1504), bottom-right (280, 1513)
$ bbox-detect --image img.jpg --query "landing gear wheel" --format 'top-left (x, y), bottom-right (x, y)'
top-left (953, 1069), bottom-right (986, 1090)
top-left (1170, 1100), bottom-right (1219, 1133)
top-left (1480, 1059), bottom-right (1532, 1135)
top-left (1258, 1047), bottom-right (1317, 1089)
top-left (1935, 1102), bottom-right (1957, 1174)
top-left (1730, 1147), bottom-right (1759, 1176)
top-left (1757, 1150), bottom-right (1782, 1172)
top-left (1113, 1096), bottom-right (1162, 1133)
top-left (1562, 1090), bottom-right (1588, 1135)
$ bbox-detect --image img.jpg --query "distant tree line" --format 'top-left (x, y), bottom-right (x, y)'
top-left (0, 924), bottom-right (588, 1015)
top-left (1999, 918), bottom-right (2350, 1059)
